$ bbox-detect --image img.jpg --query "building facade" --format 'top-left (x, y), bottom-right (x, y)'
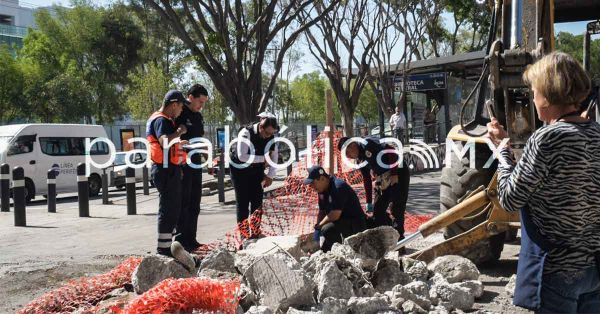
top-left (0, 0), bottom-right (38, 50)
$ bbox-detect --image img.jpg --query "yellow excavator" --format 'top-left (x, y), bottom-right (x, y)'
top-left (394, 0), bottom-right (600, 264)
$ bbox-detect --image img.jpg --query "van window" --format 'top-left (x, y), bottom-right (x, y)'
top-left (89, 140), bottom-right (109, 155)
top-left (40, 138), bottom-right (70, 156)
top-left (40, 137), bottom-right (110, 156)
top-left (7, 135), bottom-right (36, 156)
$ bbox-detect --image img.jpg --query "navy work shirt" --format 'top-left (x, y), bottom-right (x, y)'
top-left (175, 104), bottom-right (205, 164)
top-left (357, 137), bottom-right (404, 203)
top-left (318, 176), bottom-right (365, 220)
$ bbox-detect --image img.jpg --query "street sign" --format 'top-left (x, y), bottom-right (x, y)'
top-left (393, 72), bottom-right (447, 91)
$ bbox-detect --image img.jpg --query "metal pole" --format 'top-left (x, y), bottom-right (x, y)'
top-left (325, 89), bottom-right (335, 174)
top-left (218, 152), bottom-right (225, 203)
top-left (583, 31), bottom-right (590, 72)
top-left (510, 0), bottom-right (523, 49)
top-left (0, 163), bottom-right (9, 212)
top-left (126, 167), bottom-right (137, 215)
top-left (142, 166), bottom-right (150, 195)
top-left (77, 163), bottom-right (89, 217)
top-left (47, 169), bottom-right (56, 213)
top-left (101, 169), bottom-right (109, 205)
top-left (13, 167), bottom-right (26, 226)
top-left (379, 105), bottom-right (385, 138)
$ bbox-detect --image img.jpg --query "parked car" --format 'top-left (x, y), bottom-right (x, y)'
top-left (111, 152), bottom-right (150, 190)
top-left (0, 124), bottom-right (111, 202)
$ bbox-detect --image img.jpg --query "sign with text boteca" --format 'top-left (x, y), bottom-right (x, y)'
top-left (393, 72), bottom-right (447, 92)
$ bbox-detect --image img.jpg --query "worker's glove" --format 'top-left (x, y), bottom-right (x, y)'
top-left (313, 229), bottom-right (321, 243)
top-left (366, 203), bottom-right (374, 213)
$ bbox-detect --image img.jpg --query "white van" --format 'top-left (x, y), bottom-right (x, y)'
top-left (0, 124), bottom-right (111, 202)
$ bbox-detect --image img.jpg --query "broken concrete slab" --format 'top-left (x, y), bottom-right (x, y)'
top-left (371, 258), bottom-right (412, 293)
top-left (331, 243), bottom-right (378, 271)
top-left (316, 260), bottom-right (355, 301)
top-left (390, 284), bottom-right (432, 311)
top-left (244, 254), bottom-right (315, 312)
top-left (401, 300), bottom-right (428, 314)
top-left (406, 260), bottom-right (430, 282)
top-left (427, 255), bottom-right (480, 283)
top-left (429, 283), bottom-right (474, 311)
top-left (455, 280), bottom-right (484, 299)
top-left (344, 226), bottom-right (400, 260)
top-left (347, 295), bottom-right (392, 314)
top-left (285, 308), bottom-right (322, 314)
top-left (239, 235), bottom-right (307, 261)
top-left (505, 274), bottom-right (517, 297)
top-left (131, 254), bottom-right (193, 294)
top-left (198, 248), bottom-right (237, 273)
top-left (245, 305), bottom-right (273, 314)
top-left (197, 268), bottom-right (241, 281)
top-left (321, 297), bottom-right (348, 314)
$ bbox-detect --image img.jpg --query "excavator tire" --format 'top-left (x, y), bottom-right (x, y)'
top-left (440, 141), bottom-right (505, 264)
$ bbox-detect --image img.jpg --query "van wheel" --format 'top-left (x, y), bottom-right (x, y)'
top-left (88, 174), bottom-right (101, 197)
top-left (25, 178), bottom-right (35, 203)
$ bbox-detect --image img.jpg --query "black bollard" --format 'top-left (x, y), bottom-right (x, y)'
top-left (142, 166), bottom-right (149, 195)
top-left (47, 169), bottom-right (56, 213)
top-left (1, 163), bottom-right (9, 212)
top-left (77, 163), bottom-right (89, 217)
top-left (13, 167), bottom-right (26, 226)
top-left (218, 153), bottom-right (225, 203)
top-left (101, 169), bottom-right (109, 205)
top-left (125, 167), bottom-right (136, 215)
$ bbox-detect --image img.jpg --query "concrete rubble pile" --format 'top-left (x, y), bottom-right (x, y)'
top-left (100, 226), bottom-right (488, 314)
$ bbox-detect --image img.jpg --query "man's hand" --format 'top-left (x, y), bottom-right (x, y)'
top-left (177, 124), bottom-right (188, 136)
top-left (366, 203), bottom-right (374, 213)
top-left (313, 229), bottom-right (321, 243)
top-left (179, 140), bottom-right (189, 146)
top-left (262, 176), bottom-right (273, 188)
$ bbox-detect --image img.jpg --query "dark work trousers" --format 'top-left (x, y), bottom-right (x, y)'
top-left (174, 164), bottom-right (202, 248)
top-left (372, 167), bottom-right (410, 238)
top-left (321, 218), bottom-right (367, 252)
top-left (230, 164), bottom-right (265, 238)
top-left (395, 128), bottom-right (405, 145)
top-left (151, 164), bottom-right (182, 255)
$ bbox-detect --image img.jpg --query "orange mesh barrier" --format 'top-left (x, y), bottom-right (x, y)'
top-left (18, 257), bottom-right (142, 314)
top-left (122, 278), bottom-right (240, 314)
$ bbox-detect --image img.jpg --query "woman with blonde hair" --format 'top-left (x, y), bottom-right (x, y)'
top-left (488, 52), bottom-right (600, 313)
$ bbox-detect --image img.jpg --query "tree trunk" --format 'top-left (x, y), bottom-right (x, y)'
top-left (340, 105), bottom-right (355, 137)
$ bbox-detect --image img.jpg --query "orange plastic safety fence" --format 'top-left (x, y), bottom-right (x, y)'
top-left (18, 257), bottom-right (142, 314)
top-left (122, 278), bottom-right (240, 314)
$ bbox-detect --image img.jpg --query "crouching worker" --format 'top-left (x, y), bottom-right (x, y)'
top-left (303, 166), bottom-right (367, 252)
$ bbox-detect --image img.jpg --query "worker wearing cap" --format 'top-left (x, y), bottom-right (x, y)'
top-left (304, 166), bottom-right (367, 252)
top-left (230, 113), bottom-right (280, 240)
top-left (146, 90), bottom-right (188, 256)
top-left (338, 136), bottom-right (410, 241)
top-left (174, 84), bottom-right (209, 252)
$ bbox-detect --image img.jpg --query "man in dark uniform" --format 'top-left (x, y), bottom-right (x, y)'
top-left (145, 90), bottom-right (188, 256)
top-left (174, 84), bottom-right (208, 252)
top-left (303, 166), bottom-right (367, 252)
top-left (231, 113), bottom-right (279, 241)
top-left (338, 136), bottom-right (410, 241)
